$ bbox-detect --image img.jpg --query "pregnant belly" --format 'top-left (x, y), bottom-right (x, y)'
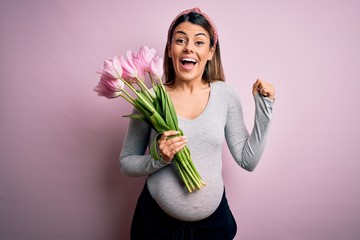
top-left (147, 165), bottom-right (224, 221)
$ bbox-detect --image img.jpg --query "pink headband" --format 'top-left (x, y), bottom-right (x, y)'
top-left (167, 7), bottom-right (218, 46)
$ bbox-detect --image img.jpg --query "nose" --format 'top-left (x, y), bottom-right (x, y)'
top-left (184, 42), bottom-right (194, 53)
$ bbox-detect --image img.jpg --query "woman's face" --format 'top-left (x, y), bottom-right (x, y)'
top-left (169, 22), bottom-right (215, 83)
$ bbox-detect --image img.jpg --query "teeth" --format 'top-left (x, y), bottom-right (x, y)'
top-left (181, 58), bottom-right (197, 63)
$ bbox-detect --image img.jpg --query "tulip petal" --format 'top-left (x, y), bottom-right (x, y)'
top-left (98, 59), bottom-right (115, 79)
top-left (93, 83), bottom-right (120, 98)
top-left (112, 55), bottom-right (123, 78)
top-left (149, 56), bottom-right (164, 80)
top-left (134, 58), bottom-right (145, 80)
top-left (138, 45), bottom-right (157, 71)
top-left (94, 74), bottom-right (124, 99)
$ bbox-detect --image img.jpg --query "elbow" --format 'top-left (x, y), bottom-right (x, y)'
top-left (239, 153), bottom-right (262, 172)
top-left (241, 161), bottom-right (257, 172)
top-left (244, 165), bottom-right (256, 172)
top-left (119, 166), bottom-right (131, 176)
top-left (118, 156), bottom-right (132, 176)
top-left (119, 155), bottom-right (145, 177)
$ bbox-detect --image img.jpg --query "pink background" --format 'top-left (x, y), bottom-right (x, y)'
top-left (1, 0), bottom-right (359, 239)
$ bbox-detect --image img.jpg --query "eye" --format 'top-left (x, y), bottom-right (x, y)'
top-left (195, 41), bottom-right (205, 46)
top-left (175, 38), bottom-right (186, 44)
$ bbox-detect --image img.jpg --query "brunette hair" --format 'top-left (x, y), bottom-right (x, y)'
top-left (164, 10), bottom-right (225, 85)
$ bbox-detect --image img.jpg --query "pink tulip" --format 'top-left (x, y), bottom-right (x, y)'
top-left (93, 75), bottom-right (124, 99)
top-left (138, 45), bottom-right (156, 71)
top-left (97, 55), bottom-right (123, 79)
top-left (120, 51), bottom-right (138, 82)
top-left (130, 49), bottom-right (146, 80)
top-left (149, 56), bottom-right (164, 80)
top-left (133, 58), bottom-right (146, 80)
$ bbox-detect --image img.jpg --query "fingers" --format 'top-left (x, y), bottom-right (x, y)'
top-left (253, 78), bottom-right (261, 92)
top-left (253, 78), bottom-right (275, 100)
top-left (159, 130), bottom-right (180, 143)
top-left (158, 130), bottom-right (188, 162)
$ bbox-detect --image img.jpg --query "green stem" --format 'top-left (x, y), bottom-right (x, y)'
top-left (123, 78), bottom-right (157, 114)
top-left (175, 161), bottom-right (192, 193)
top-left (183, 147), bottom-right (203, 181)
top-left (175, 153), bottom-right (202, 190)
top-left (155, 75), bottom-right (164, 87)
top-left (136, 77), bottom-right (155, 102)
top-left (120, 90), bottom-right (136, 105)
top-left (120, 94), bottom-right (136, 107)
top-left (149, 73), bottom-right (155, 85)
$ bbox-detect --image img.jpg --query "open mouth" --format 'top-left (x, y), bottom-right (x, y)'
top-left (180, 57), bottom-right (197, 68)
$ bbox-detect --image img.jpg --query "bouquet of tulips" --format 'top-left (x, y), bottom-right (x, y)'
top-left (94, 46), bottom-right (206, 192)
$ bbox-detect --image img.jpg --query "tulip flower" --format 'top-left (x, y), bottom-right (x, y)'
top-left (118, 51), bottom-right (154, 102)
top-left (149, 56), bottom-right (164, 81)
top-left (133, 58), bottom-right (146, 81)
top-left (93, 75), bottom-right (124, 99)
top-left (138, 45), bottom-right (156, 71)
top-left (97, 55), bottom-right (123, 80)
top-left (94, 46), bottom-right (205, 193)
top-left (119, 51), bottom-right (138, 82)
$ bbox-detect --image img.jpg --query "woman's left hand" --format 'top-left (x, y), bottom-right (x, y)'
top-left (158, 130), bottom-right (187, 163)
top-left (252, 78), bottom-right (275, 100)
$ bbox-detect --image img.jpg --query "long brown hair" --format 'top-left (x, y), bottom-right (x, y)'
top-left (164, 11), bottom-right (225, 85)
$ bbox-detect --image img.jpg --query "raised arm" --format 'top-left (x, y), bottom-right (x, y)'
top-left (225, 80), bottom-right (275, 171)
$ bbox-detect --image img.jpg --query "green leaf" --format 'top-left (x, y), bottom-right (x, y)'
top-left (122, 113), bottom-right (145, 121)
top-left (149, 133), bottom-right (163, 161)
top-left (158, 86), bottom-right (178, 130)
top-left (149, 111), bottom-right (170, 133)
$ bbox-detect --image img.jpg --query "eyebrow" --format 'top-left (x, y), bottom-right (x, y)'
top-left (174, 30), bottom-right (208, 38)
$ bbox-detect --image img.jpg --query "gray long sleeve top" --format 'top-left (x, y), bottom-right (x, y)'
top-left (119, 81), bottom-right (274, 221)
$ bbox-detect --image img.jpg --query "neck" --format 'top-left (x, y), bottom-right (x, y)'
top-left (170, 78), bottom-right (209, 93)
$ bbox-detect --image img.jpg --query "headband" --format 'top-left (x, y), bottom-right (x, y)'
top-left (167, 7), bottom-right (218, 46)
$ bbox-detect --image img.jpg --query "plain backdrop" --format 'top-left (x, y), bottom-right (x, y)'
top-left (1, 0), bottom-right (359, 239)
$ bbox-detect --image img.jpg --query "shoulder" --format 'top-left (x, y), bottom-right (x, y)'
top-left (210, 81), bottom-right (239, 99)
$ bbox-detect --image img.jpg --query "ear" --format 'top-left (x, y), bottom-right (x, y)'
top-left (167, 44), bottom-right (172, 58)
top-left (207, 46), bottom-right (216, 61)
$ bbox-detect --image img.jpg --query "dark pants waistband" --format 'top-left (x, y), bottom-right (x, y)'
top-left (130, 182), bottom-right (237, 240)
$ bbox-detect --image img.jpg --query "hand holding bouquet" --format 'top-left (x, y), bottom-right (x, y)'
top-left (94, 46), bottom-right (206, 192)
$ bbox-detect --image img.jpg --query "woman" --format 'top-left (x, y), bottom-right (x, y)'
top-left (120, 8), bottom-right (275, 240)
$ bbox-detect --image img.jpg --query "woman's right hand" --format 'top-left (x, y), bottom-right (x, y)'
top-left (252, 78), bottom-right (275, 100)
top-left (158, 130), bottom-right (188, 162)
